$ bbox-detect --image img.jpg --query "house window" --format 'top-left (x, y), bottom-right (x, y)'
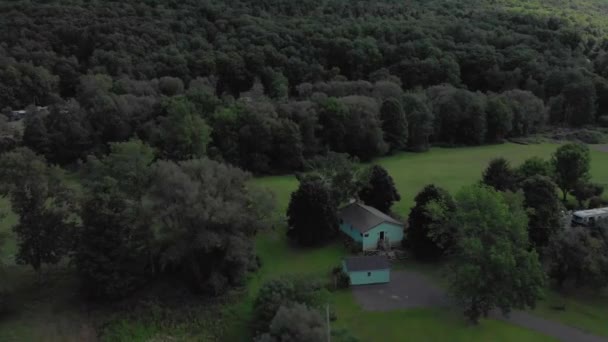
top-left (367, 272), bottom-right (371, 276)
top-left (364, 233), bottom-right (369, 237)
top-left (340, 219), bottom-right (344, 224)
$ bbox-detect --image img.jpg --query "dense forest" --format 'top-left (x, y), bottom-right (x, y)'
top-left (2, 0), bottom-right (608, 173)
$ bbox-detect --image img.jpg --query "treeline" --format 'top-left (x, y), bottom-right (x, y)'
top-left (16, 75), bottom-right (550, 174)
top-left (2, 0), bottom-right (608, 173)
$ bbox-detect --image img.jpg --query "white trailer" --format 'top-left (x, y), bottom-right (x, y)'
top-left (571, 207), bottom-right (608, 226)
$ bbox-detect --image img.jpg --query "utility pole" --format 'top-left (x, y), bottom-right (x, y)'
top-left (326, 303), bottom-right (331, 342)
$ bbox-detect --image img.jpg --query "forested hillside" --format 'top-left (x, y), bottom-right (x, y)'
top-left (2, 0), bottom-right (608, 174)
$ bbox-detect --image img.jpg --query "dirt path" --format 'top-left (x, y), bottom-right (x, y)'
top-left (352, 270), bottom-right (608, 342)
top-left (593, 144), bottom-right (608, 153)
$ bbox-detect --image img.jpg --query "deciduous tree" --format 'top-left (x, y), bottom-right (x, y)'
top-left (521, 176), bottom-right (563, 250)
top-left (552, 143), bottom-right (591, 201)
top-left (448, 186), bottom-right (545, 323)
top-left (406, 184), bottom-right (456, 259)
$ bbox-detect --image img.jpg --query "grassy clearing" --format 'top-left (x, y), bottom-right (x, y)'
top-left (255, 143), bottom-right (608, 216)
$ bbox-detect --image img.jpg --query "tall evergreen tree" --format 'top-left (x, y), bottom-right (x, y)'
top-left (482, 158), bottom-right (517, 192)
top-left (358, 165), bottom-right (400, 213)
top-left (287, 176), bottom-right (338, 246)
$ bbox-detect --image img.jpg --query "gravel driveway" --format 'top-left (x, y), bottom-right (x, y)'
top-left (352, 270), bottom-right (608, 342)
top-left (351, 270), bottom-right (448, 311)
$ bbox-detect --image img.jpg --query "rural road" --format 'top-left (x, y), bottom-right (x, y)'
top-left (352, 270), bottom-right (607, 342)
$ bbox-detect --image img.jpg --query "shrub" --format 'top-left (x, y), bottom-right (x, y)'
top-left (598, 116), bottom-right (608, 127)
top-left (330, 265), bottom-right (350, 289)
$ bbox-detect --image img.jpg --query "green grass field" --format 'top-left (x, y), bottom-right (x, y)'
top-left (241, 143), bottom-right (608, 341)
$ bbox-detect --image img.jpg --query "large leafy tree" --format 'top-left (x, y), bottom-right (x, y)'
top-left (552, 143), bottom-right (591, 201)
top-left (482, 158), bottom-right (518, 192)
top-left (144, 158), bottom-right (272, 294)
top-left (76, 178), bottom-right (151, 299)
top-left (405, 184), bottom-right (456, 260)
top-left (287, 176), bottom-right (338, 246)
top-left (521, 176), bottom-right (563, 250)
top-left (156, 96), bottom-right (212, 160)
top-left (448, 186), bottom-right (545, 323)
top-left (380, 98), bottom-right (408, 152)
top-left (358, 165), bottom-right (400, 213)
top-left (75, 140), bottom-right (156, 299)
top-left (304, 152), bottom-right (360, 206)
top-left (0, 148), bottom-right (75, 274)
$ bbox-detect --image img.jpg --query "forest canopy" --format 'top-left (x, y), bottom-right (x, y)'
top-left (2, 0), bottom-right (608, 173)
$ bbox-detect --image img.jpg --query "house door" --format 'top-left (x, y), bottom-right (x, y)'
top-left (380, 231), bottom-right (385, 239)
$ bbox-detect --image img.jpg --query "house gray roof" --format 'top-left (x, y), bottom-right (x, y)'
top-left (344, 256), bottom-right (389, 272)
top-left (338, 202), bottom-right (402, 233)
top-left (573, 207), bottom-right (608, 218)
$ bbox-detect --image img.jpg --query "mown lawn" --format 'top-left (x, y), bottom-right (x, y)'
top-left (256, 143), bottom-right (608, 217)
top-left (332, 291), bottom-right (557, 342)
top-left (237, 143), bottom-right (608, 341)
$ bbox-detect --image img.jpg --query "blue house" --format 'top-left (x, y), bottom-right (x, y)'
top-left (343, 255), bottom-right (390, 285)
top-left (338, 202), bottom-right (404, 251)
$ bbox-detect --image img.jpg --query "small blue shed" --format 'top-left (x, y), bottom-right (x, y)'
top-left (343, 255), bottom-right (390, 285)
top-left (338, 202), bottom-right (404, 251)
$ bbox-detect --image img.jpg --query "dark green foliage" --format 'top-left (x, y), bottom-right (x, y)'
top-left (1, 0), bottom-right (607, 176)
top-left (403, 93), bottom-right (433, 152)
top-left (76, 178), bottom-right (150, 299)
top-left (0, 230), bottom-right (9, 314)
top-left (332, 266), bottom-right (351, 290)
top-left (449, 186), bottom-right (545, 323)
top-left (252, 278), bottom-right (327, 336)
top-left (145, 158), bottom-right (272, 294)
top-left (427, 85), bottom-right (487, 146)
top-left (570, 181), bottom-right (604, 208)
top-left (0, 148), bottom-right (75, 272)
top-left (287, 176), bottom-right (338, 246)
top-left (304, 152), bottom-right (361, 206)
top-left (521, 176), bottom-right (563, 250)
top-left (24, 100), bottom-right (92, 164)
top-left (154, 96), bottom-right (211, 160)
top-left (482, 158), bottom-right (518, 192)
top-left (547, 227), bottom-right (608, 290)
top-left (552, 143), bottom-right (591, 201)
top-left (75, 140), bottom-right (155, 299)
top-left (255, 303), bottom-right (325, 342)
top-left (336, 96), bottom-right (388, 161)
top-left (380, 98), bottom-right (408, 152)
top-left (517, 157), bottom-right (553, 180)
top-left (358, 165), bottom-right (400, 213)
top-left (406, 184), bottom-right (456, 260)
top-left (485, 96), bottom-right (513, 143)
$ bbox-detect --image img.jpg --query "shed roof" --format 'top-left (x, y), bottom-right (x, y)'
top-left (344, 256), bottom-right (390, 272)
top-left (573, 207), bottom-right (608, 218)
top-left (338, 202), bottom-right (402, 233)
